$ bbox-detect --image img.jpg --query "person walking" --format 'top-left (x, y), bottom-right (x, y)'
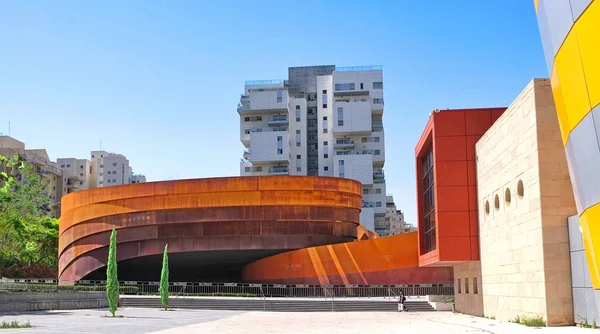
top-left (398, 291), bottom-right (408, 312)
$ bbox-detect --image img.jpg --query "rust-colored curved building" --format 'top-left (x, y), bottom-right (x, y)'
top-left (58, 176), bottom-right (362, 284)
top-left (243, 231), bottom-right (453, 285)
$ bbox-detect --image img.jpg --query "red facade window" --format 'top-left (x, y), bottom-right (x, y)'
top-left (422, 147), bottom-right (436, 254)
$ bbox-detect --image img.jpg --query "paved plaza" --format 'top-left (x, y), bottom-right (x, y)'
top-left (0, 308), bottom-right (595, 334)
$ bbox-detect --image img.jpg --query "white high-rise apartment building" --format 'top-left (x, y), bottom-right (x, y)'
top-left (90, 150), bottom-right (132, 187)
top-left (238, 65), bottom-right (386, 231)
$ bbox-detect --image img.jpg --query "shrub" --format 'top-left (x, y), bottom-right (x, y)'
top-left (512, 315), bottom-right (546, 327)
top-left (0, 320), bottom-right (32, 329)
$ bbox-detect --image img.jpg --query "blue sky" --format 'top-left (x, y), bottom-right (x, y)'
top-left (0, 0), bottom-right (547, 225)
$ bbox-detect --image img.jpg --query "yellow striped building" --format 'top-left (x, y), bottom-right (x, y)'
top-left (535, 0), bottom-right (600, 293)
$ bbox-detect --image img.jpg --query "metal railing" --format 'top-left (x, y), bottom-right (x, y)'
top-left (336, 65), bottom-right (382, 72)
top-left (245, 79), bottom-right (284, 85)
top-left (0, 279), bottom-right (453, 298)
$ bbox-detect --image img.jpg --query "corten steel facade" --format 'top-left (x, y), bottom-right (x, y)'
top-left (242, 231), bottom-right (453, 285)
top-left (58, 176), bottom-right (362, 284)
top-left (415, 108), bottom-right (505, 267)
top-left (535, 0), bottom-right (600, 306)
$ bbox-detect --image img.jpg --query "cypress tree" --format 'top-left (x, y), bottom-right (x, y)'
top-left (106, 227), bottom-right (119, 316)
top-left (159, 244), bottom-right (169, 310)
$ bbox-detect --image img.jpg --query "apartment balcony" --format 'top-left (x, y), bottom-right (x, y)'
top-left (372, 124), bottom-right (384, 132)
top-left (268, 115), bottom-right (289, 126)
top-left (372, 98), bottom-right (384, 114)
top-left (237, 102), bottom-right (289, 115)
top-left (333, 86), bottom-right (370, 97)
top-left (243, 149), bottom-right (249, 160)
top-left (374, 169), bottom-right (385, 179)
top-left (240, 94), bottom-right (250, 103)
top-left (268, 166), bottom-right (289, 175)
top-left (374, 179), bottom-right (385, 184)
top-left (335, 149), bottom-right (380, 156)
top-left (333, 140), bottom-right (355, 150)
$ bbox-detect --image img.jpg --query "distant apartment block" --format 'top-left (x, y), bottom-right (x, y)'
top-left (379, 195), bottom-right (415, 237)
top-left (130, 173), bottom-right (146, 183)
top-left (0, 136), bottom-right (83, 216)
top-left (238, 65), bottom-right (386, 231)
top-left (59, 150), bottom-right (145, 189)
top-left (0, 135), bottom-right (146, 217)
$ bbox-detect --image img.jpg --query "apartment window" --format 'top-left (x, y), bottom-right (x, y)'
top-left (79, 173), bottom-right (84, 177)
top-left (324, 141), bottom-right (328, 145)
top-left (245, 117), bottom-right (250, 121)
top-left (363, 189), bottom-right (369, 194)
top-left (277, 90), bottom-right (283, 103)
top-left (373, 98), bottom-right (384, 104)
top-left (296, 130), bottom-right (301, 147)
top-left (458, 279), bottom-right (462, 293)
top-left (324, 154), bottom-right (328, 159)
top-left (308, 107), bottom-right (316, 116)
top-left (334, 83), bottom-right (355, 91)
top-left (61, 164), bottom-right (65, 168)
top-left (107, 171), bottom-right (111, 175)
top-left (79, 181), bottom-right (83, 185)
top-left (112, 179), bottom-right (116, 183)
top-left (92, 155), bottom-right (94, 158)
top-left (297, 167), bottom-right (301, 172)
top-left (99, 181), bottom-right (103, 184)
top-left (338, 160), bottom-right (345, 177)
top-left (376, 202), bottom-right (382, 207)
top-left (257, 116), bottom-right (262, 121)
top-left (374, 150), bottom-right (381, 155)
top-left (107, 179), bottom-right (111, 183)
top-left (373, 82), bottom-right (383, 89)
top-left (277, 135), bottom-right (283, 155)
top-left (324, 166), bottom-right (329, 171)
top-left (308, 93), bottom-right (316, 102)
top-left (465, 278), bottom-right (469, 294)
top-left (296, 155), bottom-right (301, 159)
top-left (337, 107), bottom-right (344, 126)
top-left (360, 83), bottom-right (364, 90)
top-left (99, 164), bottom-right (104, 168)
top-left (323, 128), bottom-right (328, 134)
top-left (245, 167), bottom-right (250, 172)
top-left (295, 105), bottom-right (301, 122)
top-left (99, 173), bottom-right (103, 176)
top-left (66, 164), bottom-right (71, 168)
top-left (473, 277), bottom-right (478, 294)
top-left (322, 90), bottom-right (328, 108)
top-left (422, 148), bottom-right (436, 254)
top-left (375, 189), bottom-right (382, 194)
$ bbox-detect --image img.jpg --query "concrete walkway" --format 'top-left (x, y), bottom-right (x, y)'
top-left (0, 308), bottom-right (594, 333)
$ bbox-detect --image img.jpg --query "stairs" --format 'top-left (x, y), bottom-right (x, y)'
top-left (120, 297), bottom-right (436, 312)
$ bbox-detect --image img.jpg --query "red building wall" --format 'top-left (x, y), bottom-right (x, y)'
top-left (415, 108), bottom-right (505, 267)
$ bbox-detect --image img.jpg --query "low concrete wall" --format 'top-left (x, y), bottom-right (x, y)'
top-left (427, 295), bottom-right (454, 311)
top-left (0, 292), bottom-right (109, 312)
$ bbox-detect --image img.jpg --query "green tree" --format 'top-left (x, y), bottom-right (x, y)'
top-left (0, 153), bottom-right (58, 272)
top-left (106, 227), bottom-right (119, 316)
top-left (159, 244), bottom-right (169, 310)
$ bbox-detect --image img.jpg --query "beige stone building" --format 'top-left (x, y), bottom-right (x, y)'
top-left (453, 79), bottom-right (577, 326)
top-left (0, 136), bottom-right (84, 216)
top-left (379, 195), bottom-right (415, 236)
